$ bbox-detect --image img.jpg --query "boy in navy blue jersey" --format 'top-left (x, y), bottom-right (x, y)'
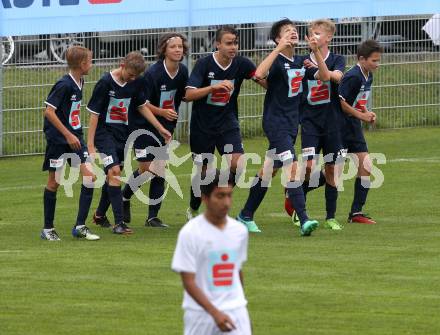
top-left (185, 26), bottom-right (266, 224)
top-left (237, 19), bottom-right (330, 236)
top-left (41, 46), bottom-right (100, 241)
top-left (285, 19), bottom-right (346, 230)
top-left (87, 52), bottom-right (171, 235)
top-left (338, 39), bottom-right (382, 224)
top-left (122, 33), bottom-right (189, 228)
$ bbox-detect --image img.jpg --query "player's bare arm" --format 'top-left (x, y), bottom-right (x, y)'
top-left (87, 113), bottom-right (99, 158)
top-left (185, 80), bottom-right (233, 102)
top-left (44, 105), bottom-right (81, 150)
top-left (255, 31), bottom-right (295, 80)
top-left (146, 102), bottom-right (178, 122)
top-left (305, 34), bottom-right (331, 82)
top-left (138, 104), bottom-right (172, 143)
top-left (181, 272), bottom-right (236, 332)
top-left (340, 98), bottom-right (375, 123)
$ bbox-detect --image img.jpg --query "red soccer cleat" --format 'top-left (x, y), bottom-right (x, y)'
top-left (348, 213), bottom-right (376, 224)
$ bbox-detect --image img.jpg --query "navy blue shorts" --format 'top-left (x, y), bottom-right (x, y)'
top-left (342, 119), bottom-right (368, 153)
top-left (190, 127), bottom-right (244, 164)
top-left (301, 129), bottom-right (344, 164)
top-left (42, 138), bottom-right (89, 171)
top-left (95, 132), bottom-right (125, 174)
top-left (265, 129), bottom-right (298, 169)
top-left (133, 132), bottom-right (168, 162)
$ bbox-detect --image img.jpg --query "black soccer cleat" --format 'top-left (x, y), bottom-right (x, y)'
top-left (145, 217), bottom-right (169, 228)
top-left (123, 200), bottom-right (131, 223)
top-left (93, 213), bottom-right (111, 228)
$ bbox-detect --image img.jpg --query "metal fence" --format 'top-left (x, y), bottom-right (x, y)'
top-left (0, 15), bottom-right (439, 157)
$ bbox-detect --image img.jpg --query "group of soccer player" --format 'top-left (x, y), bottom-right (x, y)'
top-left (40, 18), bottom-right (383, 334)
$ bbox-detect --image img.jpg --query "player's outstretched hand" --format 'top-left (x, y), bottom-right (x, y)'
top-left (162, 109), bottom-right (178, 121)
top-left (303, 59), bottom-right (318, 69)
top-left (66, 132), bottom-right (81, 151)
top-left (160, 128), bottom-right (172, 144)
top-left (213, 310), bottom-right (236, 332)
top-left (212, 80), bottom-right (234, 92)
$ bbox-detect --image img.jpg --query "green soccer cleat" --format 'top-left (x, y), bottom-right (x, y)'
top-left (300, 220), bottom-right (319, 236)
top-left (324, 218), bottom-right (343, 230)
top-left (236, 214), bottom-right (262, 233)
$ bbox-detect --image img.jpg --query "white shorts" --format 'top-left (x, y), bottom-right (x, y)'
top-left (184, 306), bottom-right (251, 335)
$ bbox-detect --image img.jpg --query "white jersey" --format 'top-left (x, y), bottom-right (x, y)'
top-left (172, 214), bottom-right (249, 311)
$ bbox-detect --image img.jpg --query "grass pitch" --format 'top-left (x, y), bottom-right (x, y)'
top-left (0, 128), bottom-right (439, 334)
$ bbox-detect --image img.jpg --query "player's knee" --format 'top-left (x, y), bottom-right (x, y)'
top-left (46, 179), bottom-right (59, 192)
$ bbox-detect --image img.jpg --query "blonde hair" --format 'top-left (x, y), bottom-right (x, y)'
top-left (122, 51), bottom-right (146, 75)
top-left (66, 46), bottom-right (92, 70)
top-left (309, 19), bottom-right (336, 36)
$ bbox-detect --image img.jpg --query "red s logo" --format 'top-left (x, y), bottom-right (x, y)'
top-left (162, 97), bottom-right (175, 110)
top-left (310, 81), bottom-right (330, 102)
top-left (290, 71), bottom-right (303, 94)
top-left (212, 253), bottom-right (234, 287)
top-left (110, 101), bottom-right (128, 122)
top-left (70, 103), bottom-right (81, 128)
top-left (211, 89), bottom-right (231, 104)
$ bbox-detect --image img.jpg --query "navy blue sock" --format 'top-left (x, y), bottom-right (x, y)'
top-left (76, 184), bottom-right (94, 227)
top-left (303, 170), bottom-right (326, 197)
top-left (240, 175), bottom-right (268, 220)
top-left (190, 184), bottom-right (202, 211)
top-left (351, 177), bottom-right (370, 214)
top-left (108, 185), bottom-right (123, 225)
top-left (96, 182), bottom-right (110, 217)
top-left (122, 169), bottom-right (140, 200)
top-left (43, 188), bottom-right (57, 229)
top-left (287, 185), bottom-right (309, 224)
top-left (325, 183), bottom-right (338, 220)
top-left (148, 176), bottom-right (165, 219)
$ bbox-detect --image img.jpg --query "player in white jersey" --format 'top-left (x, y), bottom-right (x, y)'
top-left (172, 169), bottom-right (251, 335)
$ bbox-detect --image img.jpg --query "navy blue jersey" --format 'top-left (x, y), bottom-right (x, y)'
top-left (44, 74), bottom-right (84, 144)
top-left (300, 52), bottom-right (346, 134)
top-left (187, 53), bottom-right (256, 134)
top-left (130, 60), bottom-right (188, 135)
top-left (262, 54), bottom-right (307, 135)
top-left (87, 72), bottom-right (147, 142)
top-left (338, 64), bottom-right (373, 131)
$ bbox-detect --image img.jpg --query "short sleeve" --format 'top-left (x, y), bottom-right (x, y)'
top-left (45, 81), bottom-right (68, 110)
top-left (171, 227), bottom-right (197, 273)
top-left (266, 61), bottom-right (282, 85)
top-left (87, 79), bottom-right (110, 115)
top-left (333, 55), bottom-right (346, 74)
top-left (338, 74), bottom-right (361, 102)
top-left (241, 57), bottom-right (257, 80)
top-left (133, 78), bottom-right (148, 108)
top-left (186, 58), bottom-right (206, 89)
top-left (142, 71), bottom-right (157, 104)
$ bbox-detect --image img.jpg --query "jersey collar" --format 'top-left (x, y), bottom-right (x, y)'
top-left (356, 63), bottom-right (370, 81)
top-left (310, 50), bottom-right (330, 64)
top-left (212, 52), bottom-right (233, 71)
top-left (163, 60), bottom-right (179, 80)
top-left (279, 52), bottom-right (295, 63)
top-left (110, 71), bottom-right (127, 87)
top-left (68, 72), bottom-right (83, 90)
